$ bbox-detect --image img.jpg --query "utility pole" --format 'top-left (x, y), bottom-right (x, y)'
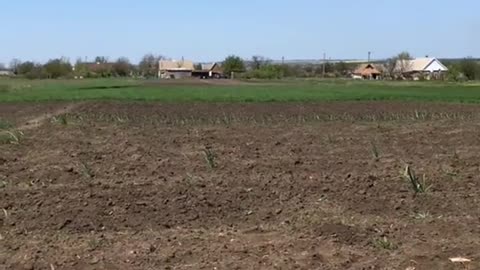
top-left (322, 53), bottom-right (327, 78)
top-left (322, 52), bottom-right (326, 78)
top-left (282, 56), bottom-right (285, 65)
top-left (368, 51), bottom-right (371, 63)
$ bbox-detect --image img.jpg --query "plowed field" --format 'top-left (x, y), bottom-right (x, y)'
top-left (1, 102), bottom-right (479, 269)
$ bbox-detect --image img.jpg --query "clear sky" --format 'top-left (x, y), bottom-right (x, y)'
top-left (1, 0), bottom-right (478, 65)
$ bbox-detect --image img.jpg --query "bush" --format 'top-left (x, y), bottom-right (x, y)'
top-left (446, 65), bottom-right (468, 82)
top-left (245, 65), bottom-right (285, 79)
top-left (223, 55), bottom-right (246, 77)
top-left (44, 58), bottom-right (73, 79)
top-left (25, 66), bottom-right (48, 79)
top-left (458, 58), bottom-right (480, 80)
top-left (86, 71), bottom-right (99, 78)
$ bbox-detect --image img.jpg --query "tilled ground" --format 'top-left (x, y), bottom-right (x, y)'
top-left (1, 102), bottom-right (480, 270)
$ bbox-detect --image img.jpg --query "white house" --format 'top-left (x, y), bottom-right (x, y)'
top-left (0, 70), bottom-right (14, 76)
top-left (395, 57), bottom-right (448, 80)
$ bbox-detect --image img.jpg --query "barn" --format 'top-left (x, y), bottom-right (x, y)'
top-left (353, 63), bottom-right (383, 80)
top-left (192, 63), bottom-right (224, 79)
top-left (158, 60), bottom-right (194, 79)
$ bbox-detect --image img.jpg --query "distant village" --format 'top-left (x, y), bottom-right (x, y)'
top-left (155, 57), bottom-right (450, 81)
top-left (0, 53), bottom-right (478, 81)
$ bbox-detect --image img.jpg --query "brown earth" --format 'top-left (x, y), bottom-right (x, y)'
top-left (1, 102), bottom-right (480, 270)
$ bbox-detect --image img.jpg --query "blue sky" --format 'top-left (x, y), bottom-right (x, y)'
top-left (1, 0), bottom-right (478, 64)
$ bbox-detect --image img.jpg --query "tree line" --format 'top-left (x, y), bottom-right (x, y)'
top-left (6, 54), bottom-right (165, 79)
top-left (443, 59), bottom-right (480, 81)
top-left (222, 55), bottom-right (358, 79)
top-left (3, 53), bottom-right (480, 80)
top-left (220, 53), bottom-right (480, 80)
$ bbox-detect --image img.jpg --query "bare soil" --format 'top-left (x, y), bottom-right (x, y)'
top-left (1, 102), bottom-right (480, 270)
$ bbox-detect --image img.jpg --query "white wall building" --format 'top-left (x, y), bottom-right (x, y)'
top-left (395, 57), bottom-right (448, 80)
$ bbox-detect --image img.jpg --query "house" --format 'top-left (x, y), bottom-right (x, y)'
top-left (0, 69), bottom-right (14, 76)
top-left (192, 62), bottom-right (224, 79)
top-left (158, 59), bottom-right (194, 79)
top-left (353, 63), bottom-right (383, 80)
top-left (395, 57), bottom-right (448, 80)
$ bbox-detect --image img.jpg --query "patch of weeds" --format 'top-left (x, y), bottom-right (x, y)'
top-left (52, 114), bottom-right (69, 125)
top-left (0, 119), bottom-right (13, 130)
top-left (412, 211), bottom-right (431, 220)
top-left (80, 162), bottom-right (94, 179)
top-left (446, 171), bottom-right (458, 178)
top-left (184, 173), bottom-right (195, 184)
top-left (373, 237), bottom-right (397, 251)
top-left (325, 134), bottom-right (336, 144)
top-left (114, 116), bottom-right (127, 124)
top-left (441, 166), bottom-right (458, 179)
top-left (413, 110), bottom-right (427, 120)
top-left (0, 180), bottom-right (7, 189)
top-left (452, 149), bottom-right (460, 160)
top-left (221, 114), bottom-right (232, 125)
top-left (0, 130), bottom-right (23, 145)
top-left (87, 237), bottom-right (103, 251)
top-left (287, 209), bottom-right (324, 230)
top-left (184, 173), bottom-right (205, 187)
top-left (203, 147), bottom-right (217, 169)
top-left (370, 140), bottom-right (380, 160)
top-left (404, 165), bottom-right (432, 194)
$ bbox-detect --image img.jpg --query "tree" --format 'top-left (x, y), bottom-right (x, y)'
top-left (458, 58), bottom-right (480, 80)
top-left (245, 64), bottom-right (285, 79)
top-left (251, 55), bottom-right (270, 70)
top-left (25, 64), bottom-right (47, 79)
top-left (397, 51), bottom-right (413, 60)
top-left (44, 58), bottom-right (73, 78)
top-left (313, 63), bottom-right (334, 76)
top-left (334, 62), bottom-right (353, 76)
top-left (223, 55), bottom-right (245, 77)
top-left (304, 64), bottom-right (314, 75)
top-left (283, 64), bottom-right (304, 77)
top-left (74, 58), bottom-right (88, 77)
top-left (385, 51), bottom-right (413, 79)
top-left (113, 57), bottom-right (132, 77)
top-left (9, 59), bottom-right (22, 74)
top-left (95, 56), bottom-right (108, 64)
top-left (12, 61), bottom-right (48, 79)
top-left (446, 63), bottom-right (465, 81)
top-left (139, 54), bottom-right (164, 77)
top-left (17, 61), bottom-right (36, 75)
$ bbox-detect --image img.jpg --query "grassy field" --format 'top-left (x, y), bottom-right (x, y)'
top-left (1, 77), bottom-right (480, 103)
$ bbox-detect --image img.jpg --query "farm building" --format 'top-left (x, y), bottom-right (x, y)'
top-left (158, 60), bottom-right (194, 79)
top-left (395, 57), bottom-right (448, 80)
top-left (0, 69), bottom-right (14, 76)
top-left (352, 63), bottom-right (383, 80)
top-left (192, 62), bottom-right (224, 79)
